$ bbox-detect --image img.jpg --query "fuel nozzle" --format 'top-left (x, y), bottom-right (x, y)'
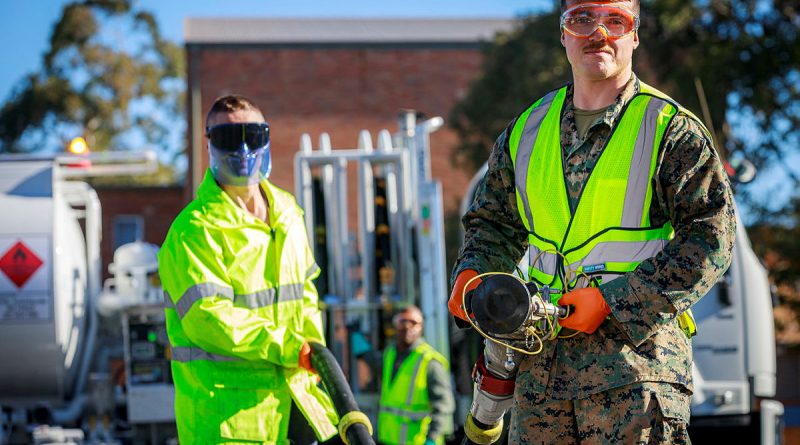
top-left (468, 275), bottom-right (531, 335)
top-left (467, 275), bottom-right (568, 335)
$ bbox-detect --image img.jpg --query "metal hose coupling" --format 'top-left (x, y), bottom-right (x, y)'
top-left (464, 413), bottom-right (503, 445)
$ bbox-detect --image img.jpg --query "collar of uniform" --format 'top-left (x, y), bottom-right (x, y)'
top-left (562, 74), bottom-right (640, 150)
top-left (197, 169), bottom-right (224, 203)
top-left (603, 74), bottom-right (640, 126)
top-left (197, 169), bottom-right (294, 228)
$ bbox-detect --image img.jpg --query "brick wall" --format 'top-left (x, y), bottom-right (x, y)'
top-left (95, 186), bottom-right (186, 279)
top-left (187, 45), bottom-right (486, 216)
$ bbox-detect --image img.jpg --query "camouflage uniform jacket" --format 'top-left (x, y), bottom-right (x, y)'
top-left (452, 75), bottom-right (736, 400)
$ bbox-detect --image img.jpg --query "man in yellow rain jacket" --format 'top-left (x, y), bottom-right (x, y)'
top-left (159, 94), bottom-right (338, 444)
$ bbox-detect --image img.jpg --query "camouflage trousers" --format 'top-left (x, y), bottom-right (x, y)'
top-left (508, 381), bottom-right (691, 445)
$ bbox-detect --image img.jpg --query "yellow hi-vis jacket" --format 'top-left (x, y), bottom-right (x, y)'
top-left (158, 170), bottom-right (338, 444)
top-left (509, 82), bottom-right (700, 336)
top-left (378, 342), bottom-right (448, 445)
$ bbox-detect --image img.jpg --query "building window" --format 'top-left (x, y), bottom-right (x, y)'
top-left (113, 215), bottom-right (144, 250)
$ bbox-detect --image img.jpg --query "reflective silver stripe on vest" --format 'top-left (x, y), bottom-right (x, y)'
top-left (163, 290), bottom-right (176, 309)
top-left (175, 283), bottom-right (305, 319)
top-left (176, 283), bottom-right (234, 318)
top-left (567, 238), bottom-right (667, 280)
top-left (527, 245), bottom-right (560, 277)
top-left (306, 263), bottom-right (320, 280)
top-left (277, 283), bottom-right (304, 302)
top-left (515, 89), bottom-right (560, 231)
top-left (234, 283), bottom-right (304, 308)
top-left (234, 289), bottom-right (276, 309)
top-left (378, 406), bottom-right (429, 421)
top-left (621, 97), bottom-right (669, 227)
top-left (406, 353), bottom-right (426, 405)
top-left (400, 352), bottom-right (427, 444)
top-left (585, 272), bottom-right (620, 286)
top-left (170, 346), bottom-right (243, 362)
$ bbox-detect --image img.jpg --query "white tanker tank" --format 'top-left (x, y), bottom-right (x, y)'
top-left (0, 158), bottom-right (97, 405)
top-left (0, 152), bottom-right (156, 430)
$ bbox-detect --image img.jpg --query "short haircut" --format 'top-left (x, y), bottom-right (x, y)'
top-left (560, 0), bottom-right (640, 14)
top-left (393, 305), bottom-right (424, 325)
top-left (205, 94), bottom-right (263, 127)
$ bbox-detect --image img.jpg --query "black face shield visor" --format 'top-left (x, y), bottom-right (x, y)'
top-left (205, 122), bottom-right (270, 152)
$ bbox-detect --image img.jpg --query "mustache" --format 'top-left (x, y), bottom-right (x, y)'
top-left (583, 43), bottom-right (612, 53)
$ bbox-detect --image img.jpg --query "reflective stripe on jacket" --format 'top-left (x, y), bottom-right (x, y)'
top-left (509, 82), bottom-right (702, 334)
top-left (158, 170), bottom-right (338, 444)
top-left (378, 342), bottom-right (448, 445)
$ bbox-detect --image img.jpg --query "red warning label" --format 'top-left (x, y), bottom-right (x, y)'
top-left (0, 241), bottom-right (44, 288)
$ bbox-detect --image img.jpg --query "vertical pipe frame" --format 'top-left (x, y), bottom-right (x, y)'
top-left (293, 114), bottom-right (449, 389)
top-left (357, 131), bottom-right (376, 307)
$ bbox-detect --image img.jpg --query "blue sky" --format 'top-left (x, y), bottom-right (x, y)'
top-left (0, 0), bottom-right (550, 102)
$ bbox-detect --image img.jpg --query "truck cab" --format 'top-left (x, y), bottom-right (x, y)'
top-left (689, 207), bottom-right (784, 443)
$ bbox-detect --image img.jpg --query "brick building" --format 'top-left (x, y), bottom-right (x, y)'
top-left (183, 18), bottom-right (514, 213)
top-left (95, 185), bottom-right (185, 278)
top-left (95, 18), bottom-right (515, 279)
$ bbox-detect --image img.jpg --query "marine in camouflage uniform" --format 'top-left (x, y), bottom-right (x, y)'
top-left (452, 62), bottom-right (735, 445)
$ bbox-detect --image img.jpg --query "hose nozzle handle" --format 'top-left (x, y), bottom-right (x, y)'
top-left (308, 342), bottom-right (375, 445)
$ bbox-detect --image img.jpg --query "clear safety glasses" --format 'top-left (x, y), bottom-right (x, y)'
top-left (560, 3), bottom-right (640, 39)
top-left (205, 122), bottom-right (270, 152)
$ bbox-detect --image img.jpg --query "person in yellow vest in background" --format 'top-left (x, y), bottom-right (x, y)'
top-left (447, 0), bottom-right (736, 443)
top-left (158, 94), bottom-right (338, 444)
top-left (378, 305), bottom-right (455, 445)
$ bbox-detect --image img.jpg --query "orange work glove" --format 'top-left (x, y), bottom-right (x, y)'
top-left (448, 269), bottom-right (481, 321)
top-left (559, 287), bottom-right (611, 334)
top-left (298, 342), bottom-right (317, 374)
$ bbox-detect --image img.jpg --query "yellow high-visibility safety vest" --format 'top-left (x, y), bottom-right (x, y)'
top-left (508, 82), bottom-right (699, 337)
top-left (378, 342), bottom-right (449, 445)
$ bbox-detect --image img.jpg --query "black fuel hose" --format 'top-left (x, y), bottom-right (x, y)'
top-left (309, 341), bottom-right (375, 445)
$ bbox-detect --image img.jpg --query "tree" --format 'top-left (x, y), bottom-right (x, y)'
top-left (641, 0), bottom-right (800, 205)
top-left (450, 0), bottom-right (800, 193)
top-left (450, 9), bottom-right (570, 171)
top-left (0, 0), bottom-right (185, 184)
top-left (749, 197), bottom-right (800, 344)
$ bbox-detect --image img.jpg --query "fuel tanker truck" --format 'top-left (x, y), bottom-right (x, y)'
top-left (0, 151), bottom-right (164, 444)
top-left (0, 151), bottom-right (374, 445)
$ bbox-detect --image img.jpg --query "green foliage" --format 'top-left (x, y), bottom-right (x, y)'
top-left (747, 197), bottom-right (800, 343)
top-left (0, 0), bottom-right (185, 185)
top-left (641, 0), bottom-right (800, 173)
top-left (450, 0), bottom-right (800, 183)
top-left (749, 196), bottom-right (800, 284)
top-left (450, 11), bottom-right (571, 170)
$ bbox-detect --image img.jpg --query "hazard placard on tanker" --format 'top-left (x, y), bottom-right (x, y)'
top-left (0, 236), bottom-right (52, 321)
